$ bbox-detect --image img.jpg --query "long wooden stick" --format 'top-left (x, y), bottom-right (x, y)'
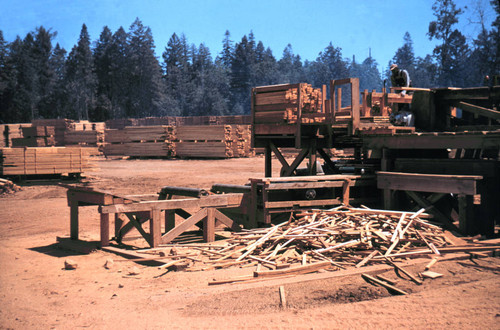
top-left (362, 273), bottom-right (408, 295)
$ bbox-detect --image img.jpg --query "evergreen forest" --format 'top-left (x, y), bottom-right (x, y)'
top-left (0, 0), bottom-right (499, 123)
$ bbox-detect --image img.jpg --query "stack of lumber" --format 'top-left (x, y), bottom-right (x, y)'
top-left (0, 124), bottom-right (32, 147)
top-left (175, 125), bottom-right (233, 158)
top-left (102, 126), bottom-right (174, 157)
top-left (0, 147), bottom-right (97, 175)
top-left (230, 125), bottom-right (254, 157)
top-left (69, 121), bottom-right (105, 132)
top-left (64, 130), bottom-right (104, 146)
top-left (32, 119), bottom-right (73, 145)
top-left (11, 126), bottom-right (56, 147)
top-left (254, 83), bottom-right (324, 125)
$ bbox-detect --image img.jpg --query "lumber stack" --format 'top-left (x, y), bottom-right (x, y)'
top-left (10, 126), bottom-right (56, 147)
top-left (32, 119), bottom-right (73, 145)
top-left (175, 125), bottom-right (233, 158)
top-left (253, 83), bottom-right (324, 125)
top-left (102, 126), bottom-right (175, 157)
top-left (0, 124), bottom-right (32, 147)
top-left (0, 147), bottom-right (97, 175)
top-left (175, 125), bottom-right (253, 158)
top-left (64, 131), bottom-right (104, 146)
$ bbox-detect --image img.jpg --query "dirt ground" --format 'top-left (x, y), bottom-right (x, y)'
top-left (1, 156), bottom-right (499, 329)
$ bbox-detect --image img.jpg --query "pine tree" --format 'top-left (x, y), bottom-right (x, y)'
top-left (108, 26), bottom-right (130, 119)
top-left (93, 26), bottom-right (113, 120)
top-left (127, 18), bottom-right (165, 118)
top-left (65, 24), bottom-right (96, 120)
top-left (278, 44), bottom-right (303, 83)
top-left (428, 0), bottom-right (469, 86)
top-left (390, 32), bottom-right (416, 82)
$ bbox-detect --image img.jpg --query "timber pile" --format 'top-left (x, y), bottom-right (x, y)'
top-left (11, 126), bottom-right (56, 147)
top-left (102, 126), bottom-right (175, 157)
top-left (64, 130), bottom-right (104, 146)
top-left (102, 125), bottom-right (252, 158)
top-left (254, 83), bottom-right (324, 125)
top-left (0, 178), bottom-right (21, 194)
top-left (32, 119), bottom-right (73, 145)
top-left (0, 147), bottom-right (97, 175)
top-left (123, 206), bottom-right (500, 283)
top-left (105, 116), bottom-right (251, 129)
top-left (175, 125), bottom-right (253, 158)
top-left (0, 123), bottom-right (32, 147)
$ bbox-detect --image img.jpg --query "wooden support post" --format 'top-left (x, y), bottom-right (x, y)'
top-left (351, 78), bottom-right (360, 133)
top-left (70, 199), bottom-right (79, 240)
top-left (337, 87), bottom-right (342, 114)
top-left (381, 148), bottom-right (393, 209)
top-left (321, 84), bottom-right (326, 113)
top-left (295, 83), bottom-right (303, 149)
top-left (165, 210), bottom-right (175, 232)
top-left (265, 144), bottom-right (272, 177)
top-left (330, 80), bottom-right (336, 123)
top-left (362, 89), bottom-right (369, 116)
top-left (114, 213), bottom-right (124, 238)
top-left (100, 212), bottom-right (110, 247)
top-left (381, 88), bottom-right (388, 116)
top-left (342, 179), bottom-right (351, 205)
top-left (150, 209), bottom-right (161, 248)
top-left (203, 208), bottom-right (216, 242)
top-left (308, 141), bottom-right (317, 176)
top-left (458, 194), bottom-right (475, 234)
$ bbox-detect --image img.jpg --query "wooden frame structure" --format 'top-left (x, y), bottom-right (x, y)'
top-left (65, 185), bottom-right (244, 248)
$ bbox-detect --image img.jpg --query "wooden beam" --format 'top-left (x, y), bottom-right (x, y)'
top-left (282, 148), bottom-right (309, 177)
top-left (377, 171), bottom-right (482, 195)
top-left (214, 209), bottom-right (242, 232)
top-left (404, 191), bottom-right (460, 232)
top-left (457, 101), bottom-right (500, 120)
top-left (161, 208), bottom-right (208, 244)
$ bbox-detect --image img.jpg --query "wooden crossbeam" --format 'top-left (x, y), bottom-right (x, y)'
top-left (161, 208), bottom-right (208, 244)
top-left (457, 101), bottom-right (500, 120)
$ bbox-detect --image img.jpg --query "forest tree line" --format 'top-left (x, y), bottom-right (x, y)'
top-left (0, 0), bottom-right (499, 124)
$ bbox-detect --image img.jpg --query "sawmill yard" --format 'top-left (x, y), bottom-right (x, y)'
top-left (0, 157), bottom-right (499, 329)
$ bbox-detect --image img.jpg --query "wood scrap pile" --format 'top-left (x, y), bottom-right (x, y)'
top-left (0, 147), bottom-right (97, 175)
top-left (253, 83), bottom-right (324, 125)
top-left (0, 178), bottom-right (21, 194)
top-left (118, 206), bottom-right (500, 285)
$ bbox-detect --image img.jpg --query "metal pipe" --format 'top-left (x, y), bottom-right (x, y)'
top-left (159, 186), bottom-right (209, 199)
top-left (211, 184), bottom-right (251, 194)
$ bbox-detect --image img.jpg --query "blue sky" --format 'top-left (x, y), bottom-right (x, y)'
top-left (0, 0), bottom-right (496, 71)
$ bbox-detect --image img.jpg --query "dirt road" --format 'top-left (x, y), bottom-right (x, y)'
top-left (1, 157), bottom-right (499, 329)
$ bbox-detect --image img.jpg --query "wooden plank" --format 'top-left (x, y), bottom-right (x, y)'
top-left (150, 209), bottom-right (162, 248)
top-left (254, 261), bottom-right (331, 278)
top-left (70, 199), bottom-right (79, 240)
top-left (457, 101), bottom-right (500, 120)
top-left (361, 273), bottom-right (408, 295)
top-left (377, 171), bottom-right (482, 195)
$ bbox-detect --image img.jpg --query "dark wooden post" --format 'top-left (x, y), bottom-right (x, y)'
top-left (70, 199), bottom-right (79, 240)
top-left (100, 212), bottom-right (110, 247)
top-left (265, 144), bottom-right (272, 177)
top-left (203, 208), bottom-right (215, 242)
top-left (150, 209), bottom-right (161, 248)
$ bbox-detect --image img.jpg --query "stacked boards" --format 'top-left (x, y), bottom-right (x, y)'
top-left (175, 125), bottom-right (253, 158)
top-left (11, 126), bottom-right (56, 147)
top-left (0, 147), bottom-right (97, 176)
top-left (102, 125), bottom-right (253, 158)
top-left (253, 83), bottom-right (324, 125)
top-left (103, 126), bottom-right (175, 157)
